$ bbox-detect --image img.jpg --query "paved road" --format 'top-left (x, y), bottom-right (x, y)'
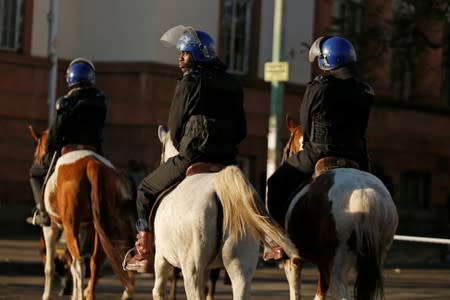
top-left (2, 265), bottom-right (450, 299)
top-left (1, 238), bottom-right (450, 299)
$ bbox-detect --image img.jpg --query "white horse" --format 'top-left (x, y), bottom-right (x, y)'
top-left (152, 125), bottom-right (299, 300)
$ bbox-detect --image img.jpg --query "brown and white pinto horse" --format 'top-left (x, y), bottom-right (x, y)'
top-left (279, 115), bottom-right (398, 300)
top-left (28, 126), bottom-right (132, 300)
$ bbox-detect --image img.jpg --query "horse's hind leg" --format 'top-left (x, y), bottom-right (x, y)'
top-left (328, 245), bottom-right (353, 299)
top-left (223, 261), bottom-right (256, 300)
top-left (152, 257), bottom-right (176, 300)
top-left (64, 226), bottom-right (85, 300)
top-left (84, 231), bottom-right (104, 300)
top-left (181, 267), bottom-right (207, 300)
top-left (167, 267), bottom-right (182, 300)
top-left (283, 257), bottom-right (303, 300)
top-left (206, 268), bottom-right (221, 300)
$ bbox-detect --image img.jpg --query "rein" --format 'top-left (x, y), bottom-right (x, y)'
top-left (160, 136), bottom-right (167, 165)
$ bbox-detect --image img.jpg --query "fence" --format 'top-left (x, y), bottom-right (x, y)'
top-left (394, 235), bottom-right (450, 245)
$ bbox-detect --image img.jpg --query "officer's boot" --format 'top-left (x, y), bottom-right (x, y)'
top-left (26, 177), bottom-right (50, 226)
top-left (123, 231), bottom-right (154, 273)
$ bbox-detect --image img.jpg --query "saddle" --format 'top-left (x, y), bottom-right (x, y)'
top-left (186, 162), bottom-right (225, 176)
top-left (148, 162), bottom-right (226, 228)
top-left (61, 144), bottom-right (96, 155)
top-left (313, 156), bottom-right (360, 179)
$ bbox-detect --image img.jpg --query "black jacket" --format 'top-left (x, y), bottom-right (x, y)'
top-left (288, 74), bottom-right (373, 172)
top-left (46, 86), bottom-right (106, 155)
top-left (167, 63), bottom-right (247, 163)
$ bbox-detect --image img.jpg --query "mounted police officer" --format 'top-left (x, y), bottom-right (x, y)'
top-left (264, 36), bottom-right (374, 260)
top-left (123, 26), bottom-right (247, 273)
top-left (26, 58), bottom-right (107, 226)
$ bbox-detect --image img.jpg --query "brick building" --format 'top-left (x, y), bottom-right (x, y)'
top-left (0, 0), bottom-right (449, 238)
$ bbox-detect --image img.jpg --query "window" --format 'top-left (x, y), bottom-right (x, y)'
top-left (441, 7), bottom-right (450, 105)
top-left (331, 0), bottom-right (361, 38)
top-left (399, 171), bottom-right (430, 211)
top-left (391, 0), bottom-right (414, 101)
top-left (222, 0), bottom-right (253, 75)
top-left (0, 0), bottom-right (24, 52)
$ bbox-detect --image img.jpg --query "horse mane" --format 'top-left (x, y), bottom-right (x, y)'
top-left (158, 125), bottom-right (178, 163)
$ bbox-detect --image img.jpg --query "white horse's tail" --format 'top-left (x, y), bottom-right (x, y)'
top-left (215, 165), bottom-right (299, 259)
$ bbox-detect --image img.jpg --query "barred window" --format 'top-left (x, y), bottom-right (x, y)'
top-left (441, 7), bottom-right (450, 105)
top-left (399, 171), bottom-right (430, 211)
top-left (332, 0), bottom-right (361, 38)
top-left (391, 0), bottom-right (414, 101)
top-left (222, 0), bottom-right (252, 75)
top-left (0, 0), bottom-right (24, 51)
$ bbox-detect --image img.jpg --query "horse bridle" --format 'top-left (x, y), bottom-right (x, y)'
top-left (34, 136), bottom-right (44, 165)
top-left (282, 126), bottom-right (301, 163)
top-left (160, 140), bottom-right (166, 165)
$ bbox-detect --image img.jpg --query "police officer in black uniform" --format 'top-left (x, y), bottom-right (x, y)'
top-left (26, 58), bottom-right (106, 226)
top-left (264, 36), bottom-right (374, 260)
top-left (124, 26), bottom-right (247, 273)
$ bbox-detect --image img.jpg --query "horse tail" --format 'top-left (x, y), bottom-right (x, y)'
top-left (87, 159), bottom-right (130, 289)
top-left (214, 165), bottom-right (298, 258)
top-left (351, 186), bottom-right (392, 300)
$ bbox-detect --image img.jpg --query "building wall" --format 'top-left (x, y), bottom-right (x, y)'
top-left (31, 1), bottom-right (314, 84)
top-left (0, 0), bottom-right (449, 237)
top-left (31, 1), bottom-right (221, 64)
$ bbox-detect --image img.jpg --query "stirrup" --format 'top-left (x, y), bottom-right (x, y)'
top-left (122, 247), bottom-right (137, 271)
top-left (26, 210), bottom-right (50, 226)
top-left (26, 210), bottom-right (39, 225)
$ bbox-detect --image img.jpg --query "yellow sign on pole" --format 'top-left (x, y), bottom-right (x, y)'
top-left (264, 61), bottom-right (289, 82)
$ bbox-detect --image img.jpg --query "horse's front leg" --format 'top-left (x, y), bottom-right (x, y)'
top-left (70, 257), bottom-right (85, 300)
top-left (152, 255), bottom-right (175, 300)
top-left (283, 257), bottom-right (303, 300)
top-left (42, 224), bottom-right (58, 300)
top-left (121, 271), bottom-right (136, 300)
top-left (181, 266), bottom-right (206, 300)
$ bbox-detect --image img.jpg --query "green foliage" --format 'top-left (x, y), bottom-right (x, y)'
top-left (329, 0), bottom-right (448, 68)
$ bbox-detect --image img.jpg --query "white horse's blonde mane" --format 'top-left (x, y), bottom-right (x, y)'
top-left (158, 125), bottom-right (178, 163)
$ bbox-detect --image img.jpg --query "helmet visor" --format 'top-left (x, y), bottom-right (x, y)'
top-left (308, 36), bottom-right (325, 62)
top-left (160, 25), bottom-right (196, 47)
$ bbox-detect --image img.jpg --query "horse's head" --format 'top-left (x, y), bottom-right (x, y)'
top-left (158, 125), bottom-right (179, 164)
top-left (282, 114), bottom-right (303, 162)
top-left (28, 125), bottom-right (49, 165)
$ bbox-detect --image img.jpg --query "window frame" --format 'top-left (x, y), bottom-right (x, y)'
top-left (331, 0), bottom-right (362, 38)
top-left (0, 0), bottom-right (25, 52)
top-left (399, 170), bottom-right (431, 212)
top-left (220, 0), bottom-right (258, 76)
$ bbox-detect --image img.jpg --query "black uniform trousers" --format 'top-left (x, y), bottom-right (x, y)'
top-left (266, 162), bottom-right (313, 228)
top-left (135, 154), bottom-right (193, 231)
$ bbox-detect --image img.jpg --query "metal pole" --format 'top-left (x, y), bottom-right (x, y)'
top-left (47, 0), bottom-right (58, 125)
top-left (266, 0), bottom-right (286, 180)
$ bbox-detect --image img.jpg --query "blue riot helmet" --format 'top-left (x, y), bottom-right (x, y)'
top-left (66, 57), bottom-right (96, 88)
top-left (308, 36), bottom-right (357, 70)
top-left (176, 29), bottom-right (216, 63)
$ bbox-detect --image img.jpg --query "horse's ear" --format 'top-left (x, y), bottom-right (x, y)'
top-left (158, 125), bottom-right (168, 143)
top-left (28, 125), bottom-right (39, 143)
top-left (285, 114), bottom-right (298, 132)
